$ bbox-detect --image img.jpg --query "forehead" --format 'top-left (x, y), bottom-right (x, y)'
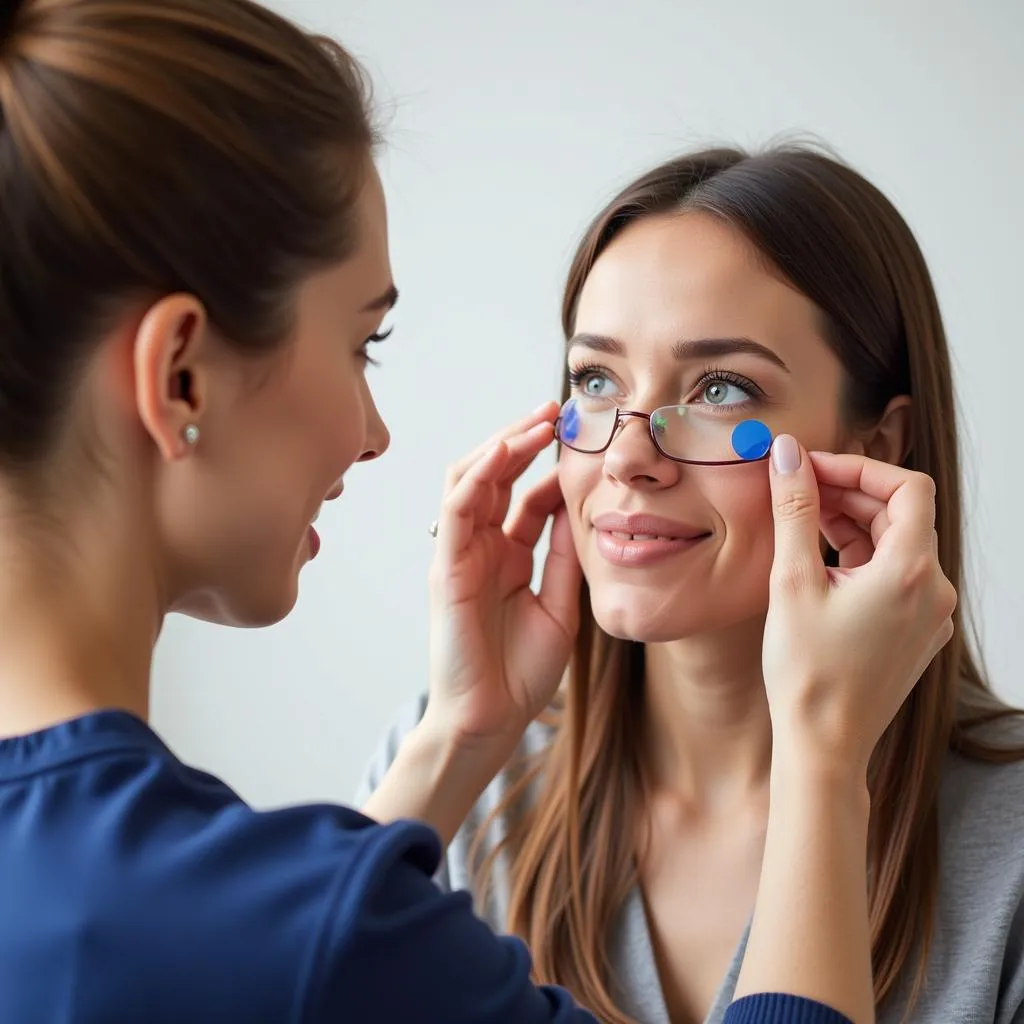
top-left (350, 164), bottom-right (391, 283)
top-left (574, 212), bottom-right (825, 357)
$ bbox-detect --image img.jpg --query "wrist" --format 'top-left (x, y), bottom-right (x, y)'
top-left (769, 745), bottom-right (871, 823)
top-left (417, 696), bottom-right (528, 761)
top-left (362, 718), bottom-right (517, 848)
top-left (406, 714), bottom-right (517, 800)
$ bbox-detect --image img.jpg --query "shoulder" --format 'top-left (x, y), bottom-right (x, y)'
top-left (56, 743), bottom-right (443, 1019)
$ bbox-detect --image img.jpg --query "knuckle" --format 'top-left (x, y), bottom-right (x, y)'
top-left (908, 471), bottom-right (937, 512)
top-left (440, 490), bottom-right (464, 517)
top-left (937, 577), bottom-right (958, 618)
top-left (773, 491), bottom-right (817, 521)
top-left (894, 552), bottom-right (933, 591)
top-left (444, 464), bottom-right (461, 491)
top-left (916, 471), bottom-right (937, 500)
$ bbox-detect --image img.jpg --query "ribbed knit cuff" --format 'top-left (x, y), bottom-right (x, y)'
top-left (724, 993), bottom-right (855, 1024)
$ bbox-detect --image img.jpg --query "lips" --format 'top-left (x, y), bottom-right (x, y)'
top-left (591, 512), bottom-right (708, 541)
top-left (591, 511), bottom-right (710, 568)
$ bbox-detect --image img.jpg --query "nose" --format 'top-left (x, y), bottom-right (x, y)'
top-left (602, 413), bottom-right (679, 489)
top-left (358, 391), bottom-right (391, 463)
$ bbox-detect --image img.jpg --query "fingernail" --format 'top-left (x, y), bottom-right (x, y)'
top-left (772, 435), bottom-right (801, 474)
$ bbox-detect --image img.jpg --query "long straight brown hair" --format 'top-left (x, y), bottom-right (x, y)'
top-left (473, 145), bottom-right (1024, 1023)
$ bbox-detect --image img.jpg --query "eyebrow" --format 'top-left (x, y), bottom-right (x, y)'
top-left (567, 332), bottom-right (789, 372)
top-left (362, 284), bottom-right (399, 313)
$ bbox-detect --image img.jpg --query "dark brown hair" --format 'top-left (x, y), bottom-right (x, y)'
top-left (0, 0), bottom-right (376, 472)
top-left (474, 145), bottom-right (1024, 1022)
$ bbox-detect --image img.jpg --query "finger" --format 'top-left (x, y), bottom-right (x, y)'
top-left (435, 441), bottom-right (510, 565)
top-left (537, 506), bottom-right (582, 638)
top-left (768, 435), bottom-right (828, 594)
top-left (504, 469), bottom-right (564, 549)
top-left (808, 451), bottom-right (935, 554)
top-left (819, 511), bottom-right (875, 569)
top-left (487, 422), bottom-right (557, 528)
top-left (445, 403), bottom-right (559, 491)
top-left (818, 483), bottom-right (891, 540)
top-left (495, 421), bottom-right (556, 489)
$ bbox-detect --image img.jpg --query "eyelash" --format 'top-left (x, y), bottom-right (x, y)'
top-left (360, 326), bottom-right (393, 367)
top-left (693, 365), bottom-right (765, 405)
top-left (566, 362), bottom-right (766, 404)
top-left (566, 361), bottom-right (607, 390)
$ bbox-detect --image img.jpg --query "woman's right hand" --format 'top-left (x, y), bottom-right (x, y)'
top-left (735, 435), bottom-right (956, 1024)
top-left (761, 437), bottom-right (956, 774)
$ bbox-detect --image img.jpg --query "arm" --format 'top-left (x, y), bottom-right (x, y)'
top-left (359, 719), bottom-right (515, 848)
top-left (318, 824), bottom-right (599, 1023)
top-left (731, 440), bottom-right (956, 1024)
top-left (731, 756), bottom-right (868, 1024)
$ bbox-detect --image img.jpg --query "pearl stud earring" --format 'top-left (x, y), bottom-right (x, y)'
top-left (183, 424), bottom-right (200, 446)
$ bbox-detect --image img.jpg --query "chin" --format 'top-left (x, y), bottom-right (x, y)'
top-left (588, 583), bottom-right (767, 644)
top-left (178, 578), bottom-right (299, 629)
top-left (589, 591), bottom-right (702, 643)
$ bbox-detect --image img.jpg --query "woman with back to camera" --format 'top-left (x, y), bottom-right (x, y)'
top-left (0, 1), bottom-right (953, 1021)
top-left (361, 146), bottom-right (1024, 1024)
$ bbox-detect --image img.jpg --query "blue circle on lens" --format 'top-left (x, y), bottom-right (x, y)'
top-left (731, 419), bottom-right (772, 461)
top-left (560, 400), bottom-right (581, 443)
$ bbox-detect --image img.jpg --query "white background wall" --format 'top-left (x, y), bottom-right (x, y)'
top-left (151, 0), bottom-right (1024, 808)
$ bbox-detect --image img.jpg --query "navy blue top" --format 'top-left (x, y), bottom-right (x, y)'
top-left (0, 710), bottom-right (851, 1023)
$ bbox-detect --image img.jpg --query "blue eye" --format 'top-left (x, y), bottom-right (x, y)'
top-left (567, 364), bottom-right (617, 398)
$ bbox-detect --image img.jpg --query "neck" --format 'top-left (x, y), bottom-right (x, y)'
top-left (642, 616), bottom-right (772, 809)
top-left (0, 478), bottom-right (162, 740)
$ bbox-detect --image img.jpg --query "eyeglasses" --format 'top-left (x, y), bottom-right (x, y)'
top-left (554, 396), bottom-right (773, 466)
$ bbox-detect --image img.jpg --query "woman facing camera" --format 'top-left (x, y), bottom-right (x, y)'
top-left (361, 145), bottom-right (1024, 1024)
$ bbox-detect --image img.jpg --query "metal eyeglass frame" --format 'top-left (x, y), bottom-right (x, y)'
top-left (553, 403), bottom-right (771, 467)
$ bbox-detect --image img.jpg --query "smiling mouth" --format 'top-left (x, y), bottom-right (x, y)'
top-left (593, 529), bottom-right (711, 568)
top-left (607, 531), bottom-right (695, 542)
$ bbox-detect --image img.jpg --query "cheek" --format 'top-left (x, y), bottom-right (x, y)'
top-left (703, 466), bottom-right (775, 565)
top-left (305, 365), bottom-right (367, 474)
top-left (557, 453), bottom-right (598, 540)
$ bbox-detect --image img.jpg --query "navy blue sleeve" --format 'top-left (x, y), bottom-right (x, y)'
top-left (301, 812), bottom-right (849, 1024)
top-left (725, 994), bottom-right (854, 1024)
top-left (308, 818), bottom-right (596, 1023)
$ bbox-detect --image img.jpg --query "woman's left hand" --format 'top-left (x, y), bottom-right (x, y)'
top-left (421, 401), bottom-right (582, 754)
